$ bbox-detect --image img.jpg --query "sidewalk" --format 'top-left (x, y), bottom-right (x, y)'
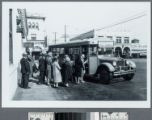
top-left (13, 80), bottom-right (103, 100)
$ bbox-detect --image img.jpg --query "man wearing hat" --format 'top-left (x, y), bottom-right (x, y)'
top-left (38, 53), bottom-right (46, 84)
top-left (20, 53), bottom-right (31, 89)
top-left (61, 55), bottom-right (73, 87)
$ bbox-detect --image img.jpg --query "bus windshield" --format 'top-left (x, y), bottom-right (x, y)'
top-left (98, 47), bottom-right (114, 56)
top-left (89, 46), bottom-right (97, 56)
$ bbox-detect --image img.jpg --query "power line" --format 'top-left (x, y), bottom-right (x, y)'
top-left (96, 13), bottom-right (146, 31)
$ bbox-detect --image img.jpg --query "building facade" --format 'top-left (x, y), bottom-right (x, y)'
top-left (2, 8), bottom-right (47, 102)
top-left (2, 8), bottom-right (27, 101)
top-left (26, 12), bottom-right (47, 59)
top-left (95, 30), bottom-right (147, 57)
top-left (70, 29), bottom-right (147, 57)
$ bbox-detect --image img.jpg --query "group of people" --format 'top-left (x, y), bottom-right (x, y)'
top-left (20, 51), bottom-right (87, 89)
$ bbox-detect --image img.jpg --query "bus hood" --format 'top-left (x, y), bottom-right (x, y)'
top-left (98, 55), bottom-right (122, 61)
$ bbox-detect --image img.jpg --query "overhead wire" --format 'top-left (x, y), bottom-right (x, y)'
top-left (96, 12), bottom-right (147, 31)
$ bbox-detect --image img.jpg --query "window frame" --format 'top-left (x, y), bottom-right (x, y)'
top-left (9, 9), bottom-right (13, 64)
top-left (31, 34), bottom-right (37, 40)
top-left (124, 37), bottom-right (129, 44)
top-left (116, 37), bottom-right (122, 44)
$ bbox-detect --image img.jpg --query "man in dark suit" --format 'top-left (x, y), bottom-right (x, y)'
top-left (20, 53), bottom-right (31, 89)
top-left (61, 55), bottom-right (73, 87)
top-left (38, 54), bottom-right (46, 84)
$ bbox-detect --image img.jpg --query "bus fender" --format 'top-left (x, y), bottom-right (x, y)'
top-left (99, 62), bottom-right (115, 72)
top-left (127, 60), bottom-right (136, 69)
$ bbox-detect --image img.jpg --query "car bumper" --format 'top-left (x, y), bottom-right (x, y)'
top-left (113, 69), bottom-right (136, 77)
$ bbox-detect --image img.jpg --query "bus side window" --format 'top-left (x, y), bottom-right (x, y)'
top-left (60, 48), bottom-right (65, 54)
top-left (65, 48), bottom-right (69, 54)
top-left (73, 48), bottom-right (79, 55)
top-left (98, 47), bottom-right (105, 55)
top-left (82, 46), bottom-right (88, 55)
top-left (89, 46), bottom-right (97, 56)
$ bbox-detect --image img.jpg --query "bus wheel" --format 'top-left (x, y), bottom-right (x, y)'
top-left (99, 67), bottom-right (113, 84)
top-left (123, 73), bottom-right (134, 81)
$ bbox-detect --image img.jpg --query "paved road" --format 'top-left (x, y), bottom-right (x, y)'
top-left (13, 58), bottom-right (147, 100)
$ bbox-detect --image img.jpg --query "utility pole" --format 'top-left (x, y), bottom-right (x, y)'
top-left (64, 25), bottom-right (66, 42)
top-left (53, 32), bottom-right (57, 44)
top-left (99, 112), bottom-right (101, 120)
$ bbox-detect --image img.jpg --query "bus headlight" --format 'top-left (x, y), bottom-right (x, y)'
top-left (126, 60), bottom-right (129, 65)
top-left (129, 61), bottom-right (136, 68)
top-left (113, 61), bottom-right (117, 66)
top-left (126, 60), bottom-right (136, 68)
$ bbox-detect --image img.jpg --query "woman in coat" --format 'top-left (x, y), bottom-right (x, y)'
top-left (46, 52), bottom-right (53, 85)
top-left (74, 55), bottom-right (85, 84)
top-left (52, 57), bottom-right (62, 88)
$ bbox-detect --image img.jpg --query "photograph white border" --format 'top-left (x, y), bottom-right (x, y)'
top-left (2, 2), bottom-right (151, 108)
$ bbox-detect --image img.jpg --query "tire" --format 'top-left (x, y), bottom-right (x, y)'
top-left (99, 66), bottom-right (113, 84)
top-left (123, 73), bottom-right (134, 81)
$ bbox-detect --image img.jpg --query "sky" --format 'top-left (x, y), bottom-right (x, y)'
top-left (3, 2), bottom-right (151, 44)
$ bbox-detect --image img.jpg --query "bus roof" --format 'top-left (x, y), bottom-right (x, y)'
top-left (48, 39), bottom-right (98, 48)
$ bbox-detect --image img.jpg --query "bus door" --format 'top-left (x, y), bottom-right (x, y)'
top-left (88, 45), bottom-right (98, 74)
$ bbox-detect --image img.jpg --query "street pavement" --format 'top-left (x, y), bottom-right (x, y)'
top-left (13, 58), bottom-right (147, 100)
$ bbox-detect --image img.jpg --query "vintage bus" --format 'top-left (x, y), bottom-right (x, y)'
top-left (48, 40), bottom-right (136, 84)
